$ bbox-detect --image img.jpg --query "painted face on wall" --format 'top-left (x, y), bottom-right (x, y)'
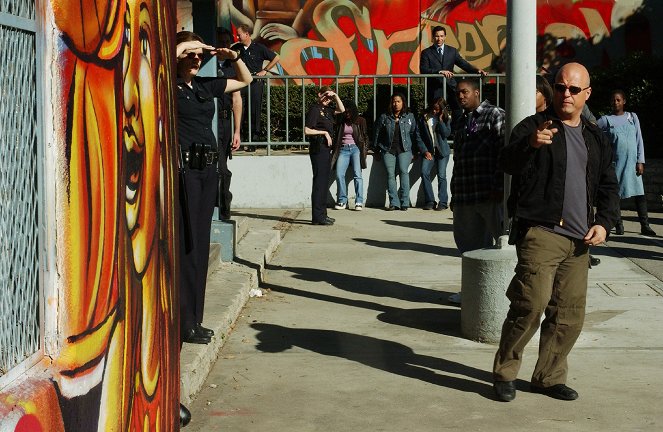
top-left (123, 0), bottom-right (162, 276)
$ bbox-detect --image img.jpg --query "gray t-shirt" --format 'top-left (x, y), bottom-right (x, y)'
top-left (554, 123), bottom-right (588, 239)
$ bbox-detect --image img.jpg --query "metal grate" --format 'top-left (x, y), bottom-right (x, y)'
top-left (0, 0), bottom-right (34, 20)
top-left (0, 18), bottom-right (40, 377)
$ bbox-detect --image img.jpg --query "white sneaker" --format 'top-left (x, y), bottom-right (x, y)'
top-left (448, 292), bottom-right (461, 305)
top-left (355, 203), bottom-right (363, 211)
top-left (334, 202), bottom-right (347, 210)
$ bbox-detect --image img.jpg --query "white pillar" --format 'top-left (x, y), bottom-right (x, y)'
top-left (503, 0), bottom-right (538, 217)
top-left (460, 0), bottom-right (536, 343)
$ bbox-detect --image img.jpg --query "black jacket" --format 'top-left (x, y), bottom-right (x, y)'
top-left (501, 110), bottom-right (619, 232)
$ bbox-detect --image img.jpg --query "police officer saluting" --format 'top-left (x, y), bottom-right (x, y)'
top-left (175, 31), bottom-right (252, 344)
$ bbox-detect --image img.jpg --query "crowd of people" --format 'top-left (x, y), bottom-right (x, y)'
top-left (173, 22), bottom-right (657, 424)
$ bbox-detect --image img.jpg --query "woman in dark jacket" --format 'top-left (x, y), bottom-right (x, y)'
top-left (331, 100), bottom-right (368, 211)
top-left (419, 97), bottom-right (452, 210)
top-left (304, 86), bottom-right (345, 225)
top-left (372, 92), bottom-right (430, 210)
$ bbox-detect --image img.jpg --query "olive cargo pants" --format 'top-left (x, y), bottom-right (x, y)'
top-left (493, 227), bottom-right (589, 387)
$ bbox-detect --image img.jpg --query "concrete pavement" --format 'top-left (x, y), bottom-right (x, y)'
top-left (187, 207), bottom-right (663, 432)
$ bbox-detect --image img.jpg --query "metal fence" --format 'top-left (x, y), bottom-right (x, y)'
top-left (236, 73), bottom-right (506, 154)
top-left (0, 1), bottom-right (42, 385)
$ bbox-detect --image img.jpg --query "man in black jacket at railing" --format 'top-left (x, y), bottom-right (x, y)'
top-left (419, 25), bottom-right (486, 132)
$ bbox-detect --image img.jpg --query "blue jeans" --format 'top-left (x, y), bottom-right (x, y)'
top-left (335, 144), bottom-right (364, 205)
top-left (383, 151), bottom-right (412, 207)
top-left (421, 154), bottom-right (450, 206)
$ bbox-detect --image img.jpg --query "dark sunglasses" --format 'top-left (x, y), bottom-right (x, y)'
top-left (553, 83), bottom-right (589, 95)
top-left (186, 52), bottom-right (204, 60)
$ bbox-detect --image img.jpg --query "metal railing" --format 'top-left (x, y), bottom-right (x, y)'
top-left (236, 73), bottom-right (506, 154)
top-left (0, 1), bottom-right (43, 386)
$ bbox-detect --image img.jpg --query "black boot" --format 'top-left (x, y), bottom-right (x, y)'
top-left (635, 195), bottom-right (657, 236)
top-left (614, 219), bottom-right (624, 235)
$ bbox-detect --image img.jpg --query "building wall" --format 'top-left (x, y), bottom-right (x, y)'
top-left (0, 1), bottom-right (181, 431)
top-left (228, 154), bottom-right (454, 208)
top-left (179, 0), bottom-right (660, 78)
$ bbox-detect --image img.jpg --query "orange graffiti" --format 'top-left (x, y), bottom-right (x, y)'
top-left (51, 0), bottom-right (179, 430)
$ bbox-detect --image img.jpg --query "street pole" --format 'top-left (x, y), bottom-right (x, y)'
top-left (504, 0), bottom-right (537, 234)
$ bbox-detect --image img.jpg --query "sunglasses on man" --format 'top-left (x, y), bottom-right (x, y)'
top-left (553, 83), bottom-right (590, 95)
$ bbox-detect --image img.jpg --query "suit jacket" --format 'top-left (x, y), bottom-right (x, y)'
top-left (419, 44), bottom-right (479, 90)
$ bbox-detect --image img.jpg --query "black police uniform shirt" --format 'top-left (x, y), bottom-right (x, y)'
top-left (176, 76), bottom-right (227, 151)
top-left (306, 103), bottom-right (335, 136)
top-left (231, 41), bottom-right (276, 74)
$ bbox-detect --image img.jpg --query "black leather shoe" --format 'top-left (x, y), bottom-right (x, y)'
top-left (530, 384), bottom-right (578, 400)
top-left (312, 219), bottom-right (333, 226)
top-left (589, 255), bottom-right (600, 266)
top-left (326, 216), bottom-right (335, 223)
top-left (180, 403), bottom-right (192, 427)
top-left (494, 381), bottom-right (516, 402)
top-left (422, 202), bottom-right (434, 210)
top-left (195, 323), bottom-right (214, 338)
top-left (400, 206), bottom-right (408, 211)
top-left (182, 328), bottom-right (211, 344)
top-left (387, 206), bottom-right (398, 211)
top-left (615, 222), bottom-right (624, 235)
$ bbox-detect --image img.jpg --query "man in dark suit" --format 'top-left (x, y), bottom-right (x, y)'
top-left (419, 25), bottom-right (486, 131)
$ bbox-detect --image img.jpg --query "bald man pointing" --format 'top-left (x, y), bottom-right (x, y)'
top-left (492, 63), bottom-right (619, 402)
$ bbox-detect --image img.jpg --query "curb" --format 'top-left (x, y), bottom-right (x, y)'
top-left (180, 219), bottom-right (283, 405)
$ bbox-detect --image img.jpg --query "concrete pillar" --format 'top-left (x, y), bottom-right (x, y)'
top-left (460, 0), bottom-right (535, 343)
top-left (460, 237), bottom-right (517, 343)
top-left (211, 209), bottom-right (235, 262)
top-left (503, 0), bottom-right (537, 232)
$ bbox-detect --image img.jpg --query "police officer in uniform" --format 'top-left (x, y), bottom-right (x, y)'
top-left (175, 31), bottom-right (251, 344)
top-left (216, 27), bottom-right (243, 220)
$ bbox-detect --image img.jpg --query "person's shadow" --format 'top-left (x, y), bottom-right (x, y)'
top-left (251, 323), bottom-right (516, 398)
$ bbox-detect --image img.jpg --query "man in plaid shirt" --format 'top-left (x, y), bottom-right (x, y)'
top-left (450, 79), bottom-right (506, 300)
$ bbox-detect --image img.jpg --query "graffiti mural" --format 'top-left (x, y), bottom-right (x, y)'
top-left (51, 0), bottom-right (180, 430)
top-left (209, 0), bottom-right (652, 81)
top-left (0, 1), bottom-right (180, 431)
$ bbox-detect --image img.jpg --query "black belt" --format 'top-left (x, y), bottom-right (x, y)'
top-left (182, 149), bottom-right (219, 169)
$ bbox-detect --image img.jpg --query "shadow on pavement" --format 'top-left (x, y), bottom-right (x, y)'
top-left (605, 245), bottom-right (663, 261)
top-left (263, 282), bottom-right (460, 336)
top-left (250, 322), bottom-right (512, 399)
top-left (268, 264), bottom-right (451, 304)
top-left (354, 238), bottom-right (460, 257)
top-left (231, 211), bottom-right (298, 223)
top-left (381, 219), bottom-right (453, 232)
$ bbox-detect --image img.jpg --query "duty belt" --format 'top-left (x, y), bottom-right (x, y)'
top-left (182, 143), bottom-right (219, 170)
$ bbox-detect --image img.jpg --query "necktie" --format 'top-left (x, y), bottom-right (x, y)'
top-left (438, 47), bottom-right (443, 59)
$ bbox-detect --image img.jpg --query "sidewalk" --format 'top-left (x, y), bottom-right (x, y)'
top-left (186, 208), bottom-right (663, 432)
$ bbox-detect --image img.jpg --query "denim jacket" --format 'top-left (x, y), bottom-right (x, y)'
top-left (372, 112), bottom-right (427, 154)
top-left (418, 114), bottom-right (452, 157)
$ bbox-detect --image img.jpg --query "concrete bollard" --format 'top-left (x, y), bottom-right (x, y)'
top-left (210, 219), bottom-right (236, 262)
top-left (460, 236), bottom-right (517, 343)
